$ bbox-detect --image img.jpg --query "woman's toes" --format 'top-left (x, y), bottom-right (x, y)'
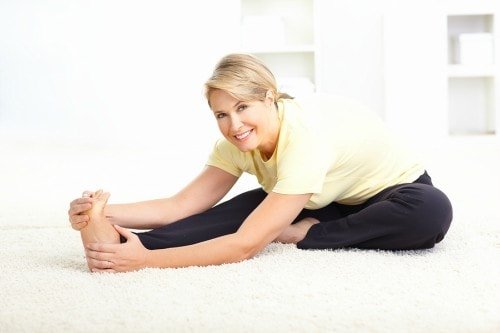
top-left (100, 192), bottom-right (110, 204)
top-left (92, 190), bottom-right (110, 207)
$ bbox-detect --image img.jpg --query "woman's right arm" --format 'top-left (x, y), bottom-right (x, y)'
top-left (105, 166), bottom-right (238, 229)
top-left (68, 166), bottom-right (238, 230)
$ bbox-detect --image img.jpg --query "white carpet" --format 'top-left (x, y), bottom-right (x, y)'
top-left (1, 134), bottom-right (499, 332)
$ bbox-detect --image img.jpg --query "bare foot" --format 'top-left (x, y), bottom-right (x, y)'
top-left (80, 190), bottom-right (120, 247)
top-left (274, 217), bottom-right (320, 244)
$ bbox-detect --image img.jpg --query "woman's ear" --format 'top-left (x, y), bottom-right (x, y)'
top-left (265, 90), bottom-right (275, 105)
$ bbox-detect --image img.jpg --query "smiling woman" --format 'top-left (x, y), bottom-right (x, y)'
top-left (206, 54), bottom-right (291, 159)
top-left (209, 89), bottom-right (280, 159)
top-left (68, 53), bottom-right (453, 273)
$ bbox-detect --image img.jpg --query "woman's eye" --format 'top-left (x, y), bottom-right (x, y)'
top-left (237, 104), bottom-right (247, 112)
top-left (216, 113), bottom-right (226, 119)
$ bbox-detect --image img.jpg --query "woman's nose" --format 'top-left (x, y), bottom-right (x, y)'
top-left (230, 115), bottom-right (243, 131)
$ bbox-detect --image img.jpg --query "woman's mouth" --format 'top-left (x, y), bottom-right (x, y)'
top-left (234, 129), bottom-right (253, 141)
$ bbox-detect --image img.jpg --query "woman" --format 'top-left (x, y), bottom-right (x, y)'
top-left (68, 53), bottom-right (453, 273)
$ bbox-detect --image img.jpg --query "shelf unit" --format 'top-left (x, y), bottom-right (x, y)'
top-left (447, 11), bottom-right (498, 135)
top-left (238, 0), bottom-right (320, 97)
top-left (447, 64), bottom-right (496, 78)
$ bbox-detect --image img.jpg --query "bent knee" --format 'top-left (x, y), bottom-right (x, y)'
top-left (397, 184), bottom-right (453, 240)
top-left (423, 186), bottom-right (453, 231)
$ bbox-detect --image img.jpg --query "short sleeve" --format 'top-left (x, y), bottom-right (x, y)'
top-left (272, 130), bottom-right (329, 195)
top-left (206, 139), bottom-right (244, 178)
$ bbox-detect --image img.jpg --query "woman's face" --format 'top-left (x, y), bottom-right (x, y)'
top-left (209, 89), bottom-right (278, 157)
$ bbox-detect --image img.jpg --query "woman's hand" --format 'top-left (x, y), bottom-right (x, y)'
top-left (85, 225), bottom-right (149, 273)
top-left (68, 191), bottom-right (95, 230)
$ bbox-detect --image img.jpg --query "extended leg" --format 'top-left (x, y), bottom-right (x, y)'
top-left (136, 188), bottom-right (268, 250)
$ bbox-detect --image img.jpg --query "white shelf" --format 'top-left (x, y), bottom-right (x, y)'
top-left (446, 9), bottom-right (498, 136)
top-left (447, 64), bottom-right (496, 77)
top-left (239, 0), bottom-right (318, 94)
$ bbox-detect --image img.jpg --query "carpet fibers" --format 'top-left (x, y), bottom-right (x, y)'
top-left (0, 136), bottom-right (499, 332)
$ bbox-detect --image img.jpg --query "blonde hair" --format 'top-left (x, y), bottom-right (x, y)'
top-left (204, 53), bottom-right (292, 107)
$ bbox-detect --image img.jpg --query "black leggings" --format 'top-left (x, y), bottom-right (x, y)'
top-left (135, 171), bottom-right (453, 251)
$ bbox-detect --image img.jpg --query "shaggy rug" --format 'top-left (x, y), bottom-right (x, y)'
top-left (0, 134), bottom-right (499, 332)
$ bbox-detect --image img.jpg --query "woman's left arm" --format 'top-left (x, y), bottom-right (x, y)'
top-left (86, 192), bottom-right (311, 272)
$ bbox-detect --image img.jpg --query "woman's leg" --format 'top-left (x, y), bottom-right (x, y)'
top-left (274, 217), bottom-right (320, 244)
top-left (135, 188), bottom-right (267, 250)
top-left (297, 175), bottom-right (453, 251)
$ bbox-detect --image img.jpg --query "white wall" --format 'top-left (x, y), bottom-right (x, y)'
top-left (0, 0), bottom-right (238, 151)
top-left (317, 0), bottom-right (386, 117)
top-left (317, 0), bottom-right (499, 142)
top-left (2, 0), bottom-right (497, 205)
top-left (1, 0), bottom-right (495, 149)
top-left (316, 0), bottom-right (449, 141)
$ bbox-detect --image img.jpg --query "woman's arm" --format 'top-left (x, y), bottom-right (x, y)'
top-left (148, 192), bottom-right (312, 267)
top-left (104, 166), bottom-right (238, 229)
top-left (87, 192), bottom-right (312, 271)
top-left (103, 166), bottom-right (238, 229)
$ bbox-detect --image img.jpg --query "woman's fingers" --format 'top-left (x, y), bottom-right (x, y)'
top-left (71, 221), bottom-right (88, 230)
top-left (86, 256), bottom-right (117, 272)
top-left (91, 268), bottom-right (117, 273)
top-left (73, 197), bottom-right (94, 206)
top-left (85, 246), bottom-right (119, 273)
top-left (70, 214), bottom-right (89, 230)
top-left (68, 195), bottom-right (95, 230)
top-left (86, 248), bottom-right (113, 261)
top-left (82, 191), bottom-right (93, 198)
top-left (72, 214), bottom-right (90, 223)
top-left (69, 198), bottom-right (93, 215)
top-left (68, 203), bottom-right (92, 217)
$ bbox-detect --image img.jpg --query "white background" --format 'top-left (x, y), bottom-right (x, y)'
top-left (0, 0), bottom-right (498, 206)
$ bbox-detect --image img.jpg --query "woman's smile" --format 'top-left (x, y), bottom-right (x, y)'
top-left (209, 88), bottom-right (280, 157)
top-left (234, 129), bottom-right (253, 141)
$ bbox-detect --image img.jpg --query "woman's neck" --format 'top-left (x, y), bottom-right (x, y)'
top-left (259, 103), bottom-right (281, 160)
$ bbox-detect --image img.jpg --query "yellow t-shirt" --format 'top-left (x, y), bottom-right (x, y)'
top-left (206, 93), bottom-right (425, 209)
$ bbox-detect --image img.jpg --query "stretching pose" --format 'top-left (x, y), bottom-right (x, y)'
top-left (68, 53), bottom-right (453, 273)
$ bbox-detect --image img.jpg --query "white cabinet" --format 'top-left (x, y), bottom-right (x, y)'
top-left (235, 0), bottom-right (499, 139)
top-left (383, 7), bottom-right (448, 139)
top-left (447, 9), bottom-right (499, 135)
top-left (383, 0), bottom-right (499, 139)
top-left (238, 0), bottom-right (320, 97)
